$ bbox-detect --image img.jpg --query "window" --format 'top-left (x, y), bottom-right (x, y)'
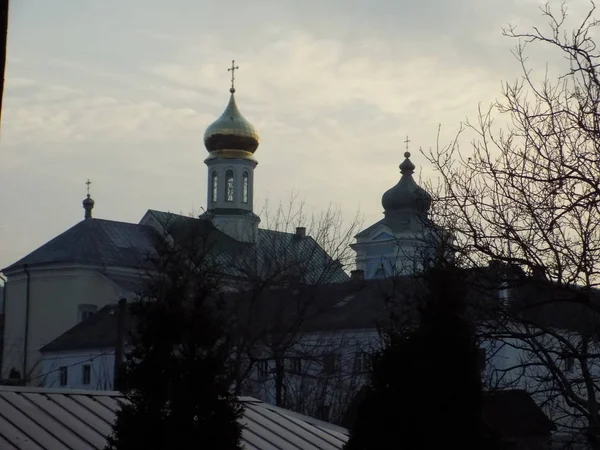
top-left (322, 354), bottom-right (339, 375)
top-left (477, 348), bottom-right (486, 372)
top-left (288, 357), bottom-right (302, 374)
top-left (317, 404), bottom-right (330, 421)
top-left (564, 356), bottom-right (575, 373)
top-left (257, 360), bottom-right (269, 379)
top-left (78, 304), bottom-right (97, 322)
top-left (59, 366), bottom-right (68, 386)
top-left (82, 364), bottom-right (91, 385)
top-left (354, 351), bottom-right (372, 373)
top-left (242, 172), bottom-right (249, 203)
top-left (225, 170), bottom-right (234, 202)
top-left (211, 171), bottom-right (218, 203)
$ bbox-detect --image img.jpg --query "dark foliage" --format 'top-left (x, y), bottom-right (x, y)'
top-left (344, 263), bottom-right (495, 449)
top-left (105, 219), bottom-right (244, 450)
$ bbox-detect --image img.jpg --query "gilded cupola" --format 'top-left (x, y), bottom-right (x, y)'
top-left (204, 62), bottom-right (259, 161)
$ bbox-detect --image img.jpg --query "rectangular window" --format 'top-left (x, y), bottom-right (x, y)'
top-left (322, 354), bottom-right (339, 375)
top-left (354, 351), bottom-right (372, 373)
top-left (317, 404), bottom-right (330, 421)
top-left (59, 366), bottom-right (68, 386)
top-left (257, 360), bottom-right (269, 379)
top-left (78, 304), bottom-right (97, 322)
top-left (288, 357), bottom-right (302, 374)
top-left (564, 356), bottom-right (575, 373)
top-left (82, 364), bottom-right (91, 385)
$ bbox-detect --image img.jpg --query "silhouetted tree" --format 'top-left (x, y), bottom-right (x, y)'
top-left (344, 263), bottom-right (485, 450)
top-left (105, 218), bottom-right (243, 450)
top-left (425, 2), bottom-right (600, 446)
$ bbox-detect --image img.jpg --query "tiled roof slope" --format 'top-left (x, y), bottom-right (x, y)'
top-left (0, 386), bottom-right (348, 450)
top-left (146, 210), bottom-right (349, 284)
top-left (40, 304), bottom-right (132, 353)
top-left (2, 219), bottom-right (157, 273)
top-left (4, 210), bottom-right (348, 284)
top-left (255, 229), bottom-right (349, 284)
top-left (40, 278), bottom-right (418, 353)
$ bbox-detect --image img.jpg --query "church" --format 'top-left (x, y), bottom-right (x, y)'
top-left (0, 62), bottom-right (438, 384)
top-left (351, 149), bottom-right (445, 279)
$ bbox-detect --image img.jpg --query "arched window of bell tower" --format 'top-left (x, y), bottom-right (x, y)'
top-left (242, 171), bottom-right (249, 204)
top-left (225, 170), bottom-right (234, 202)
top-left (211, 171), bottom-right (218, 203)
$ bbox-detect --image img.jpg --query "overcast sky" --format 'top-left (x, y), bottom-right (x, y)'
top-left (0, 0), bottom-right (588, 270)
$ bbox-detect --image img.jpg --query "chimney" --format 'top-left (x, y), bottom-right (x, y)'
top-left (295, 226), bottom-right (306, 238)
top-left (351, 269), bottom-right (364, 281)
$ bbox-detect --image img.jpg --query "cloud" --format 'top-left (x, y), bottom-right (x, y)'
top-left (1, 0), bottom-right (593, 270)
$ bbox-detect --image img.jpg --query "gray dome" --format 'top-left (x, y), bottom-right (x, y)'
top-left (82, 195), bottom-right (95, 208)
top-left (381, 152), bottom-right (432, 213)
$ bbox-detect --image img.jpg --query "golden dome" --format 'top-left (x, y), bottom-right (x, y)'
top-left (204, 91), bottom-right (260, 154)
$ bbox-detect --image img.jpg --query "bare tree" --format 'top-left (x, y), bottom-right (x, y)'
top-left (136, 197), bottom-right (363, 422)
top-left (226, 193), bottom-right (363, 415)
top-left (424, 2), bottom-right (600, 447)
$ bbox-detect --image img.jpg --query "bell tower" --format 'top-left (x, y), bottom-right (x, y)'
top-left (201, 60), bottom-right (260, 242)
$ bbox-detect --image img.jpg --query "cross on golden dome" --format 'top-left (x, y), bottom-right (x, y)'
top-left (228, 60), bottom-right (239, 93)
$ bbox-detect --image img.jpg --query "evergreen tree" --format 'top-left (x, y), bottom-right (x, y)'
top-left (106, 219), bottom-right (244, 450)
top-left (344, 263), bottom-right (487, 450)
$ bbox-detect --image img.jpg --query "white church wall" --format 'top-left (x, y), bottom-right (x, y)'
top-left (481, 323), bottom-right (599, 444)
top-left (2, 274), bottom-right (27, 380)
top-left (2, 266), bottom-right (129, 384)
top-left (246, 319), bottom-right (588, 436)
top-left (41, 349), bottom-right (115, 390)
top-left (353, 229), bottom-right (437, 279)
top-left (246, 329), bottom-right (380, 423)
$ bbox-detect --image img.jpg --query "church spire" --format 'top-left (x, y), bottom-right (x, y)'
top-left (200, 61), bottom-right (261, 242)
top-left (82, 178), bottom-right (95, 220)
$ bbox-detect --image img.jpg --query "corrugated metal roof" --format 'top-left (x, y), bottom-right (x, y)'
top-left (0, 386), bottom-right (348, 450)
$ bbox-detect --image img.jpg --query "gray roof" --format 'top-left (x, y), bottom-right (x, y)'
top-left (3, 210), bottom-right (348, 284)
top-left (354, 218), bottom-right (386, 239)
top-left (0, 385), bottom-right (348, 450)
top-left (40, 304), bottom-right (131, 353)
top-left (149, 210), bottom-right (348, 283)
top-left (40, 279), bottom-right (414, 353)
top-left (255, 229), bottom-right (349, 284)
top-left (2, 218), bottom-right (157, 273)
